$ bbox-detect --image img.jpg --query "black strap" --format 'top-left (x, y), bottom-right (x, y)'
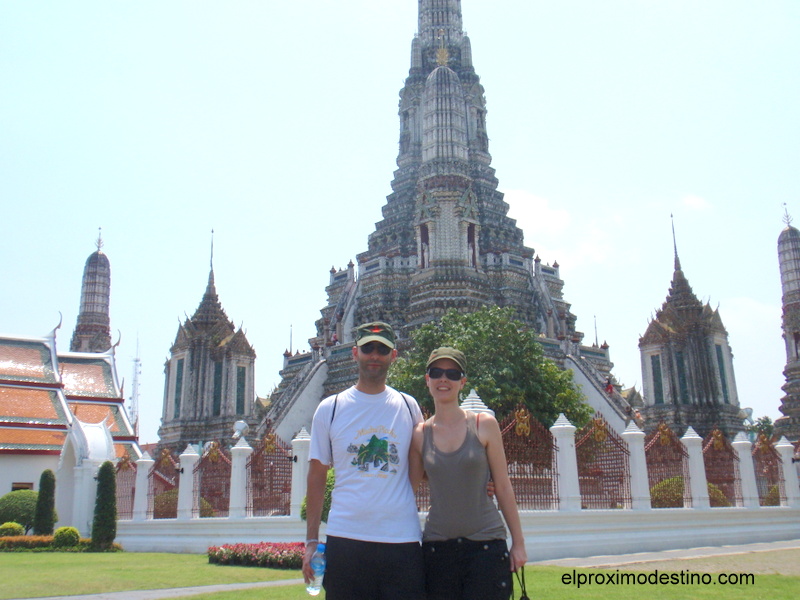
top-left (514, 568), bottom-right (529, 600)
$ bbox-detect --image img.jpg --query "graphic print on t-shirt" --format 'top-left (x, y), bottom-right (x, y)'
top-left (347, 427), bottom-right (400, 474)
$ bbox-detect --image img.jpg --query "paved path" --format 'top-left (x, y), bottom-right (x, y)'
top-left (23, 539), bottom-right (800, 600)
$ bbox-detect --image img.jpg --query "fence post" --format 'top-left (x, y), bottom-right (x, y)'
top-left (291, 427), bottom-right (312, 519)
top-left (732, 432), bottom-right (760, 508)
top-left (229, 438), bottom-right (254, 518)
top-left (177, 444), bottom-right (200, 520)
top-left (622, 421), bottom-right (651, 510)
top-left (775, 437), bottom-right (800, 507)
top-left (132, 452), bottom-right (154, 521)
top-left (550, 414), bottom-right (581, 512)
top-left (681, 427), bottom-right (710, 509)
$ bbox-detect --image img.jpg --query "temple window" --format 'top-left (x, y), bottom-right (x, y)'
top-left (651, 354), bottom-right (664, 404)
top-left (236, 366), bottom-right (246, 415)
top-left (213, 361), bottom-right (223, 416)
top-left (715, 345), bottom-right (730, 404)
top-left (173, 358), bottom-right (184, 419)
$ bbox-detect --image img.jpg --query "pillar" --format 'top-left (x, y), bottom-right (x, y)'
top-left (681, 427), bottom-right (709, 509)
top-left (291, 427), bottom-right (311, 519)
top-left (775, 437), bottom-right (800, 507)
top-left (177, 444), bottom-right (200, 520)
top-left (732, 432), bottom-right (760, 508)
top-left (229, 438), bottom-right (254, 518)
top-left (550, 414), bottom-right (581, 511)
top-left (622, 421), bottom-right (651, 510)
top-left (132, 452), bottom-right (154, 521)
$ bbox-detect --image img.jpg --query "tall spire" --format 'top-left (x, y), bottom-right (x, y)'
top-left (70, 231), bottom-right (112, 352)
top-left (418, 0), bottom-right (464, 48)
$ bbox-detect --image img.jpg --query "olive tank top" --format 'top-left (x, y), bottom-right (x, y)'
top-left (422, 411), bottom-right (507, 542)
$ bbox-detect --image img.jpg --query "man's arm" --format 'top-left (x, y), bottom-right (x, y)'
top-left (302, 459), bottom-right (329, 584)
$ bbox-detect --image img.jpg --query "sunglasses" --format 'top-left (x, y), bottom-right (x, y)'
top-left (359, 342), bottom-right (392, 356)
top-left (427, 367), bottom-right (463, 381)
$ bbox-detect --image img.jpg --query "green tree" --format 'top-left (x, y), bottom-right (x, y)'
top-left (0, 490), bottom-right (38, 533)
top-left (746, 416), bottom-right (774, 440)
top-left (389, 307), bottom-right (592, 427)
top-left (33, 469), bottom-right (56, 535)
top-left (91, 461), bottom-right (117, 550)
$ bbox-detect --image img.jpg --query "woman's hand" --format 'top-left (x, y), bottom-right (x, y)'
top-left (509, 541), bottom-right (527, 572)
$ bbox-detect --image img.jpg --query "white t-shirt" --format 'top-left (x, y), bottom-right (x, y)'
top-left (309, 385), bottom-right (423, 543)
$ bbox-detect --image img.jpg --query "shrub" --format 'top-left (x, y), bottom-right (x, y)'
top-left (208, 542), bottom-right (304, 569)
top-left (301, 469), bottom-right (335, 523)
top-left (33, 469), bottom-right (56, 535)
top-left (91, 461), bottom-right (117, 550)
top-left (650, 476), bottom-right (686, 508)
top-left (708, 482), bottom-right (731, 507)
top-left (0, 490), bottom-right (38, 533)
top-left (762, 484), bottom-right (782, 507)
top-left (153, 489), bottom-right (216, 519)
top-left (0, 522), bottom-right (24, 537)
top-left (52, 526), bottom-right (81, 548)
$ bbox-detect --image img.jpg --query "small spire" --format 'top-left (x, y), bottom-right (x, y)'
top-left (671, 214), bottom-right (681, 271)
top-left (95, 227), bottom-right (104, 251)
top-left (210, 229), bottom-right (215, 270)
top-left (783, 203), bottom-right (793, 227)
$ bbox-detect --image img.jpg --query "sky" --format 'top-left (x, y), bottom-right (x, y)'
top-left (1, 1), bottom-right (798, 444)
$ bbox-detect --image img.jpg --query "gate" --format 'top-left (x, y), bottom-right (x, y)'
top-left (115, 454), bottom-right (137, 520)
top-left (752, 434), bottom-right (786, 506)
top-left (645, 423), bottom-right (691, 508)
top-left (575, 415), bottom-right (632, 509)
top-left (499, 406), bottom-right (558, 510)
top-left (193, 441), bottom-right (232, 517)
top-left (702, 429), bottom-right (742, 507)
top-left (148, 448), bottom-right (179, 519)
top-left (247, 431), bottom-right (293, 516)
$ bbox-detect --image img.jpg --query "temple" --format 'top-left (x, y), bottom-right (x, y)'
top-left (262, 0), bottom-right (625, 442)
top-left (157, 253), bottom-right (260, 452)
top-left (775, 209), bottom-right (800, 441)
top-left (638, 231), bottom-right (743, 437)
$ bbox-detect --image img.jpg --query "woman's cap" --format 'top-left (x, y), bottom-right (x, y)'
top-left (355, 321), bottom-right (396, 349)
top-left (426, 347), bottom-right (467, 373)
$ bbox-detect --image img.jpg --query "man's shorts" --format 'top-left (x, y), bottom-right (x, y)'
top-left (323, 536), bottom-right (425, 600)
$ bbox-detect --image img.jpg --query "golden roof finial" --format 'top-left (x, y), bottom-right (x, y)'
top-left (436, 28), bottom-right (449, 66)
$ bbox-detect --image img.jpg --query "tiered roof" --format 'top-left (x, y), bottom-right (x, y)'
top-left (0, 334), bottom-right (70, 454)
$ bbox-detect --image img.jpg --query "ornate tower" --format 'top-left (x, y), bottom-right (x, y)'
top-left (158, 257), bottom-right (258, 451)
top-left (70, 231), bottom-right (112, 353)
top-left (638, 235), bottom-right (743, 437)
top-left (263, 0), bottom-right (620, 442)
top-left (775, 209), bottom-right (800, 441)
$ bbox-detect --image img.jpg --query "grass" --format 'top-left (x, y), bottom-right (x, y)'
top-left (0, 553), bottom-right (300, 599)
top-left (1, 553), bottom-right (798, 600)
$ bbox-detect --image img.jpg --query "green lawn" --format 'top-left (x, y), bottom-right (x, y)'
top-left (1, 553), bottom-right (797, 600)
top-left (0, 553), bottom-right (299, 599)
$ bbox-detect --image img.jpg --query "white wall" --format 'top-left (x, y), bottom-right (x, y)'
top-left (0, 454), bottom-right (58, 494)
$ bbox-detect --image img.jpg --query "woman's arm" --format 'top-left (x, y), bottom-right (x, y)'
top-left (479, 415), bottom-right (527, 572)
top-left (408, 422), bottom-right (425, 492)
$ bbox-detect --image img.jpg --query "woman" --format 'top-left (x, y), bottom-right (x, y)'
top-left (409, 347), bottom-right (527, 600)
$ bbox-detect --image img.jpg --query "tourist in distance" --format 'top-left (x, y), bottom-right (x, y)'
top-left (410, 346), bottom-right (527, 600)
top-left (302, 321), bottom-right (426, 599)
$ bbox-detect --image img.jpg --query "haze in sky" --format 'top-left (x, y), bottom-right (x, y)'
top-left (1, 1), bottom-right (798, 444)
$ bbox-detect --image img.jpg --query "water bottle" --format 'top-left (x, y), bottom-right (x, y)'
top-left (306, 542), bottom-right (326, 596)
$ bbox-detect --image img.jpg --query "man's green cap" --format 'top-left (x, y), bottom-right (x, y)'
top-left (355, 321), bottom-right (396, 349)
top-left (426, 347), bottom-right (467, 374)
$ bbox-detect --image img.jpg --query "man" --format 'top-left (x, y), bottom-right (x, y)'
top-left (302, 321), bottom-right (425, 599)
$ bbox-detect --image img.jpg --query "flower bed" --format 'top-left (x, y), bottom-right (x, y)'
top-left (207, 542), bottom-right (304, 569)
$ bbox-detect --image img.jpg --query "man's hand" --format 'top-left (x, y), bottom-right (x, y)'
top-left (302, 541), bottom-right (318, 584)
